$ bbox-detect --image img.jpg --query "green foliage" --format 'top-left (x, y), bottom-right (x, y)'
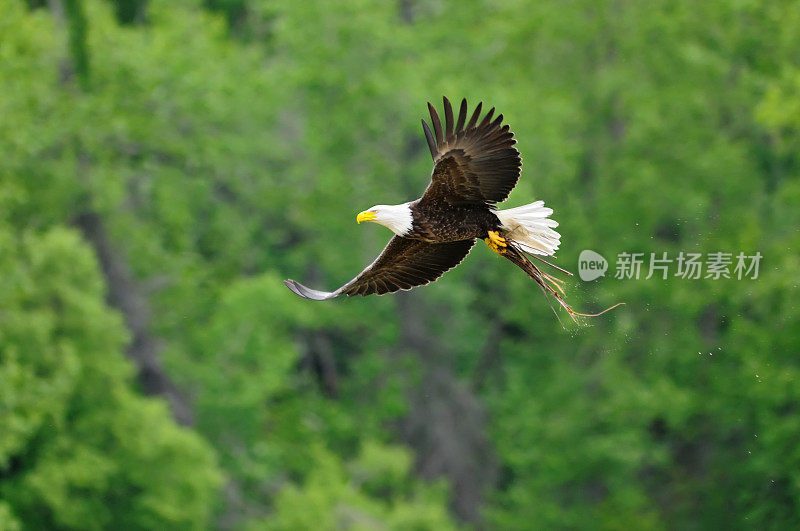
top-left (2, 0), bottom-right (800, 528)
top-left (0, 226), bottom-right (221, 529)
top-left (260, 443), bottom-right (455, 531)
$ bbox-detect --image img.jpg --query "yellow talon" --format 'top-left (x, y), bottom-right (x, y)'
top-left (484, 232), bottom-right (507, 254)
top-left (487, 230), bottom-right (507, 247)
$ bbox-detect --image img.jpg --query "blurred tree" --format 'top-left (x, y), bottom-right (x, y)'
top-left (262, 442), bottom-right (455, 530)
top-left (0, 227), bottom-right (221, 528)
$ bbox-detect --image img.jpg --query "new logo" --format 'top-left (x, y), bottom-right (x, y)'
top-left (578, 250), bottom-right (608, 281)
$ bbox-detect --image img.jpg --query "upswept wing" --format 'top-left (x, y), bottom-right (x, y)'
top-left (421, 97), bottom-right (521, 205)
top-left (284, 237), bottom-right (475, 300)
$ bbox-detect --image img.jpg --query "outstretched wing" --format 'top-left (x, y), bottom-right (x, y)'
top-left (420, 97), bottom-right (521, 205)
top-left (284, 237), bottom-right (475, 300)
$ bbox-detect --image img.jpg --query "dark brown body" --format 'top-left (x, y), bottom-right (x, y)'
top-left (408, 199), bottom-right (502, 242)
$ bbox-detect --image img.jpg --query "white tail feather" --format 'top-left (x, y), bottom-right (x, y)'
top-left (496, 201), bottom-right (561, 256)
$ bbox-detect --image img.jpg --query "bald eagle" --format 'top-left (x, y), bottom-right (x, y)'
top-left (284, 97), bottom-right (581, 314)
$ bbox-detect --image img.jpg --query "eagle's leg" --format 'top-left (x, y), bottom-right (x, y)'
top-left (485, 230), bottom-right (508, 254)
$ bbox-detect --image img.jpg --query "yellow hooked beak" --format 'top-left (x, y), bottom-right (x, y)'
top-left (356, 211), bottom-right (377, 224)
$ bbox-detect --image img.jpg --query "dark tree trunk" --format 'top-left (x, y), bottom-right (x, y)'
top-left (395, 292), bottom-right (498, 523)
top-left (74, 211), bottom-right (195, 426)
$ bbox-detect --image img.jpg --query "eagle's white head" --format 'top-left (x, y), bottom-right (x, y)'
top-left (357, 203), bottom-right (413, 236)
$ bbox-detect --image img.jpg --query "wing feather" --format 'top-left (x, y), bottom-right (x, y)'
top-left (421, 119), bottom-right (437, 159)
top-left (428, 102), bottom-right (443, 145)
top-left (466, 101), bottom-right (482, 130)
top-left (284, 237), bottom-right (475, 300)
top-left (443, 96), bottom-right (454, 139)
top-left (455, 98), bottom-right (468, 133)
top-left (420, 98), bottom-right (521, 205)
